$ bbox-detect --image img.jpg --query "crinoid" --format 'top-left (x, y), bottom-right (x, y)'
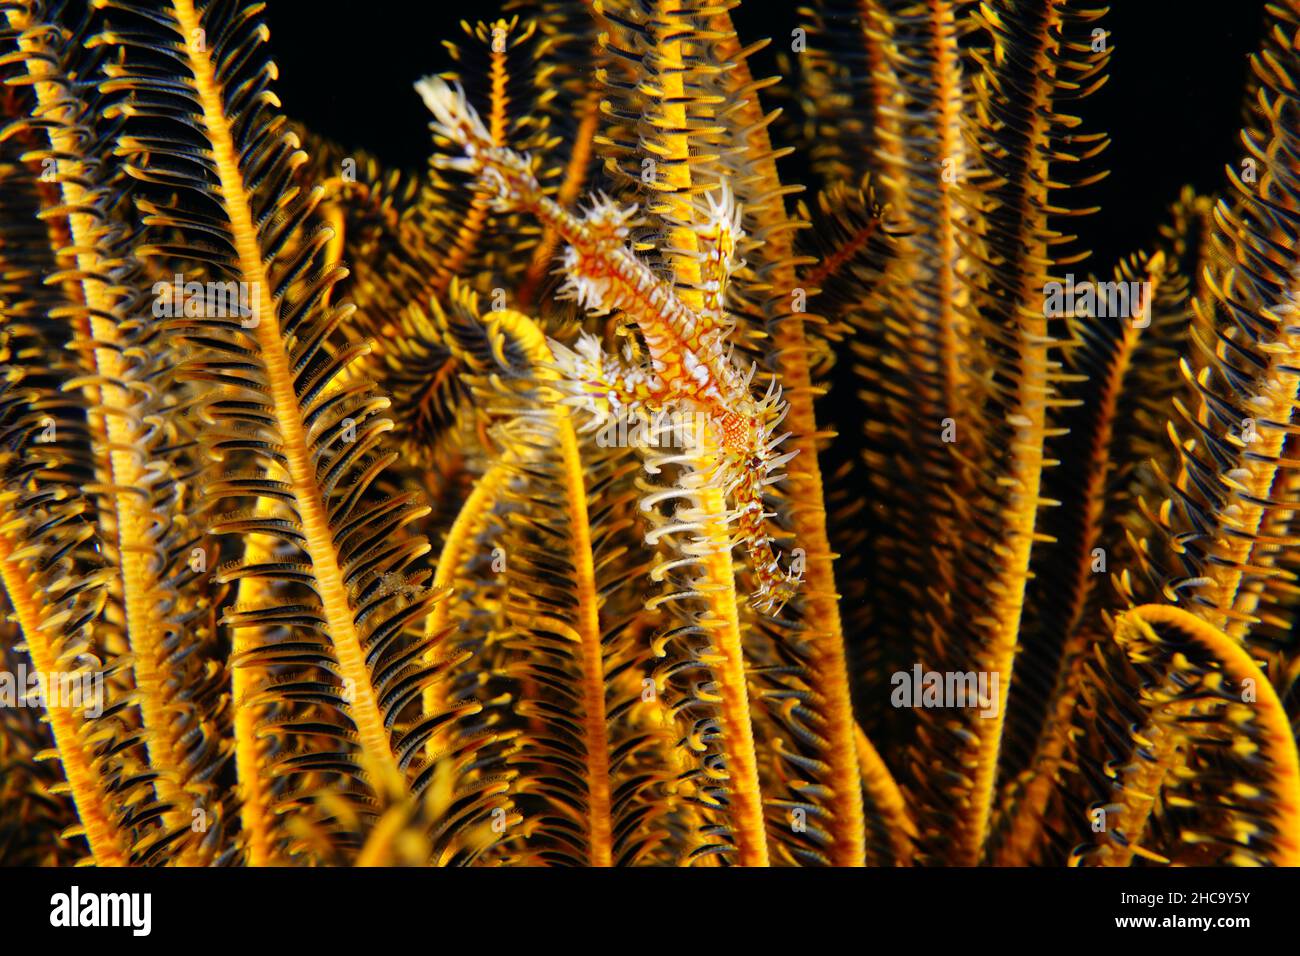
top-left (0, 0), bottom-right (1298, 869)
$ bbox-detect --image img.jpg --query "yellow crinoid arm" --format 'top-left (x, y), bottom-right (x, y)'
top-left (995, 252), bottom-right (1170, 865)
top-left (1098, 605), bottom-right (1300, 866)
top-left (98, 1), bottom-right (442, 814)
top-left (460, 309), bottom-right (617, 865)
top-left (916, 0), bottom-right (1110, 866)
top-left (693, 8), bottom-right (869, 864)
top-left (1154, 0), bottom-right (1300, 645)
top-left (0, 496), bottom-right (127, 866)
top-left (228, 527), bottom-right (280, 866)
top-left (4, 1), bottom-right (219, 861)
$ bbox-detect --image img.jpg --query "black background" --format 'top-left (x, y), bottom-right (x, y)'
top-left (267, 0), bottom-right (1267, 271)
